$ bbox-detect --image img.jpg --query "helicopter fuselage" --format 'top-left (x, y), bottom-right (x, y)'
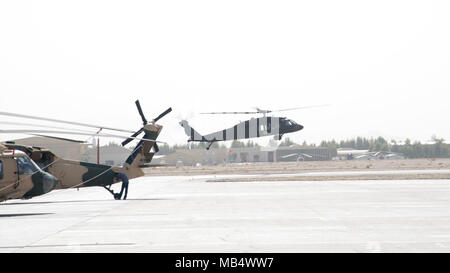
top-left (182, 116), bottom-right (303, 143)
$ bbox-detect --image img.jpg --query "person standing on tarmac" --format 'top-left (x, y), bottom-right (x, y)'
top-left (114, 173), bottom-right (129, 200)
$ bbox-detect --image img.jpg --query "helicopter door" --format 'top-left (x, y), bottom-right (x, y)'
top-left (259, 118), bottom-right (268, 136)
top-left (0, 158), bottom-right (19, 188)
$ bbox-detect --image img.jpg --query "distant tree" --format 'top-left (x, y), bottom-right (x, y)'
top-left (356, 137), bottom-right (363, 149)
top-left (279, 137), bottom-right (296, 147)
top-left (158, 143), bottom-right (174, 155)
top-left (320, 139), bottom-right (338, 157)
top-left (339, 139), bottom-right (356, 149)
top-left (245, 140), bottom-right (260, 147)
top-left (231, 140), bottom-right (246, 148)
top-left (369, 136), bottom-right (389, 152)
top-left (431, 135), bottom-right (448, 157)
top-left (106, 142), bottom-right (121, 147)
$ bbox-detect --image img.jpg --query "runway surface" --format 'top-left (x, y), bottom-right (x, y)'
top-left (1, 174), bottom-right (450, 252)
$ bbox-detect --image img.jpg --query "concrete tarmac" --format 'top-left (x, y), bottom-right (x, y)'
top-left (1, 175), bottom-right (450, 252)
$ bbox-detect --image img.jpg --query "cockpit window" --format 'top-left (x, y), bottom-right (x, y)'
top-left (16, 156), bottom-right (39, 175)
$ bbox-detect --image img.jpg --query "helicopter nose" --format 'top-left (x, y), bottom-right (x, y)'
top-left (298, 124), bottom-right (304, 131)
top-left (42, 173), bottom-right (58, 194)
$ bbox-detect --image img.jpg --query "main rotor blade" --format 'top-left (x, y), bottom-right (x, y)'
top-left (0, 129), bottom-right (158, 143)
top-left (121, 127), bottom-right (144, 147)
top-left (0, 111), bottom-right (135, 133)
top-left (135, 100), bottom-right (147, 125)
top-left (0, 121), bottom-right (102, 134)
top-left (252, 107), bottom-right (271, 114)
top-left (200, 105), bottom-right (329, 115)
top-left (271, 104), bottom-right (331, 113)
top-left (153, 107), bottom-right (172, 123)
top-left (200, 111), bottom-right (259, 115)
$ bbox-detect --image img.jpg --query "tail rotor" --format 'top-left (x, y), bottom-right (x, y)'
top-left (121, 100), bottom-right (172, 148)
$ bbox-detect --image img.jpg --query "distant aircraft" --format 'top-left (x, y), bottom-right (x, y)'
top-left (353, 151), bottom-right (404, 160)
top-left (281, 152), bottom-right (313, 162)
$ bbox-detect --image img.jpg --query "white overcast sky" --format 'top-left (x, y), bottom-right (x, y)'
top-left (0, 0), bottom-right (449, 146)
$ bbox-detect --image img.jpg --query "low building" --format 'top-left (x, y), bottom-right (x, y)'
top-left (13, 136), bottom-right (87, 161)
top-left (227, 147), bottom-right (271, 163)
top-left (82, 143), bottom-right (132, 166)
top-left (226, 145), bottom-right (332, 163)
top-left (155, 148), bottom-right (229, 166)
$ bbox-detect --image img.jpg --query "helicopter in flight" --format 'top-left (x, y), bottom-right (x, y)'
top-left (0, 100), bottom-right (171, 202)
top-left (179, 105), bottom-right (328, 150)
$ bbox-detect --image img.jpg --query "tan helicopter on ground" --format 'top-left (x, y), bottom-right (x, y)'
top-left (0, 143), bottom-right (59, 202)
top-left (0, 100), bottom-right (171, 202)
